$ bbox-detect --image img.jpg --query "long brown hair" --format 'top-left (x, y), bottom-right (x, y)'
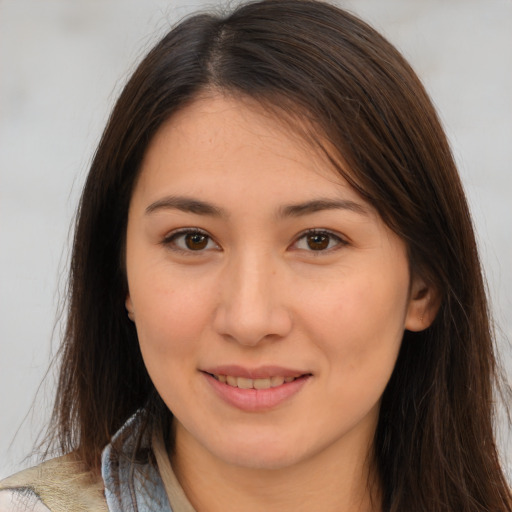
top-left (47, 1), bottom-right (511, 510)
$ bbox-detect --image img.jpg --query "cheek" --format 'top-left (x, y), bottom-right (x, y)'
top-left (130, 274), bottom-right (216, 409)
top-left (130, 269), bottom-right (215, 367)
top-left (305, 267), bottom-right (408, 382)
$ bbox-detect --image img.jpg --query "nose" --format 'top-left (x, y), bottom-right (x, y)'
top-left (212, 252), bottom-right (293, 346)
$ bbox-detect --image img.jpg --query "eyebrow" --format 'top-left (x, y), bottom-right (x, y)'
top-left (145, 196), bottom-right (225, 217)
top-left (278, 198), bottom-right (369, 217)
top-left (145, 195), bottom-right (369, 218)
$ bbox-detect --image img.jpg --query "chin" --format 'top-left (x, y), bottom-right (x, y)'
top-left (221, 447), bottom-right (302, 471)
top-left (209, 432), bottom-right (311, 470)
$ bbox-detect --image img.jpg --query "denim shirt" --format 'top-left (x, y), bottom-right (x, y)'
top-left (102, 411), bottom-right (174, 511)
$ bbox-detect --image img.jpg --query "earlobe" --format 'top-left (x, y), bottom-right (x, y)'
top-left (405, 275), bottom-right (441, 332)
top-left (125, 295), bottom-right (135, 322)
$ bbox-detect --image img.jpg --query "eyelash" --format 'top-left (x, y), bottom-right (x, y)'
top-left (293, 229), bottom-right (347, 253)
top-left (161, 228), bottom-right (220, 255)
top-left (161, 228), bottom-right (347, 255)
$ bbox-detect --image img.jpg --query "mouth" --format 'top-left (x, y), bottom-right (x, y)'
top-left (201, 365), bottom-right (312, 411)
top-left (207, 373), bottom-right (301, 390)
top-left (202, 369), bottom-right (311, 411)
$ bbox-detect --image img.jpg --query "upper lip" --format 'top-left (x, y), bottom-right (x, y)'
top-left (201, 365), bottom-right (309, 379)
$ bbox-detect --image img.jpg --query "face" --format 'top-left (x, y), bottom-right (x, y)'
top-left (125, 95), bottom-right (429, 471)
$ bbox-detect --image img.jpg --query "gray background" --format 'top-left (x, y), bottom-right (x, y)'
top-left (1, 0), bottom-right (511, 478)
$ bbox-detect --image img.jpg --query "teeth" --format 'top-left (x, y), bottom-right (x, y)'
top-left (213, 374), bottom-right (299, 389)
top-left (237, 377), bottom-right (253, 389)
top-left (254, 378), bottom-right (271, 390)
top-left (271, 376), bottom-right (285, 387)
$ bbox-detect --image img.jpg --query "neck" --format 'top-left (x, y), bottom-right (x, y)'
top-left (171, 423), bottom-right (381, 512)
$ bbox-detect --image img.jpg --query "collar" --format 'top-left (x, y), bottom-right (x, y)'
top-left (101, 410), bottom-right (195, 512)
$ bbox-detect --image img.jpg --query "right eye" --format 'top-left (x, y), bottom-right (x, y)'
top-left (162, 229), bottom-right (220, 253)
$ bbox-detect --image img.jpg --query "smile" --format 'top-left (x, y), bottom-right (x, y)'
top-left (211, 374), bottom-right (298, 389)
top-left (203, 368), bottom-right (311, 411)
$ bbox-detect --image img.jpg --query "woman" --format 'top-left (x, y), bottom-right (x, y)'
top-left (1, 0), bottom-right (510, 510)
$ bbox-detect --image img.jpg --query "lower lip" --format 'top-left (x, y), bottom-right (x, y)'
top-left (203, 372), bottom-right (311, 412)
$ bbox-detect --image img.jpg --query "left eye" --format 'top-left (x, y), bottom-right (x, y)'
top-left (163, 229), bottom-right (219, 252)
top-left (294, 230), bottom-right (345, 251)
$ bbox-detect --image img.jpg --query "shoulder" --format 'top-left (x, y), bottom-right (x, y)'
top-left (0, 454), bottom-right (107, 512)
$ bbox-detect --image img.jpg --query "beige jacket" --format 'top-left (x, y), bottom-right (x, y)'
top-left (0, 454), bottom-right (107, 512)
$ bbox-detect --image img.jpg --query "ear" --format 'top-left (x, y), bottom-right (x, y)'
top-left (125, 295), bottom-right (135, 322)
top-left (405, 274), bottom-right (441, 332)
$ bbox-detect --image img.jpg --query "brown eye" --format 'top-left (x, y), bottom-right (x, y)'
top-left (293, 230), bottom-right (346, 253)
top-left (164, 229), bottom-right (219, 253)
top-left (306, 233), bottom-right (330, 250)
top-left (185, 232), bottom-right (208, 250)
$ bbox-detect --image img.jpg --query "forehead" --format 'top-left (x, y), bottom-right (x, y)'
top-left (136, 94), bottom-right (363, 204)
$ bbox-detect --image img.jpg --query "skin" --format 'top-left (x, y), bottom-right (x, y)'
top-left (125, 94), bottom-right (437, 512)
